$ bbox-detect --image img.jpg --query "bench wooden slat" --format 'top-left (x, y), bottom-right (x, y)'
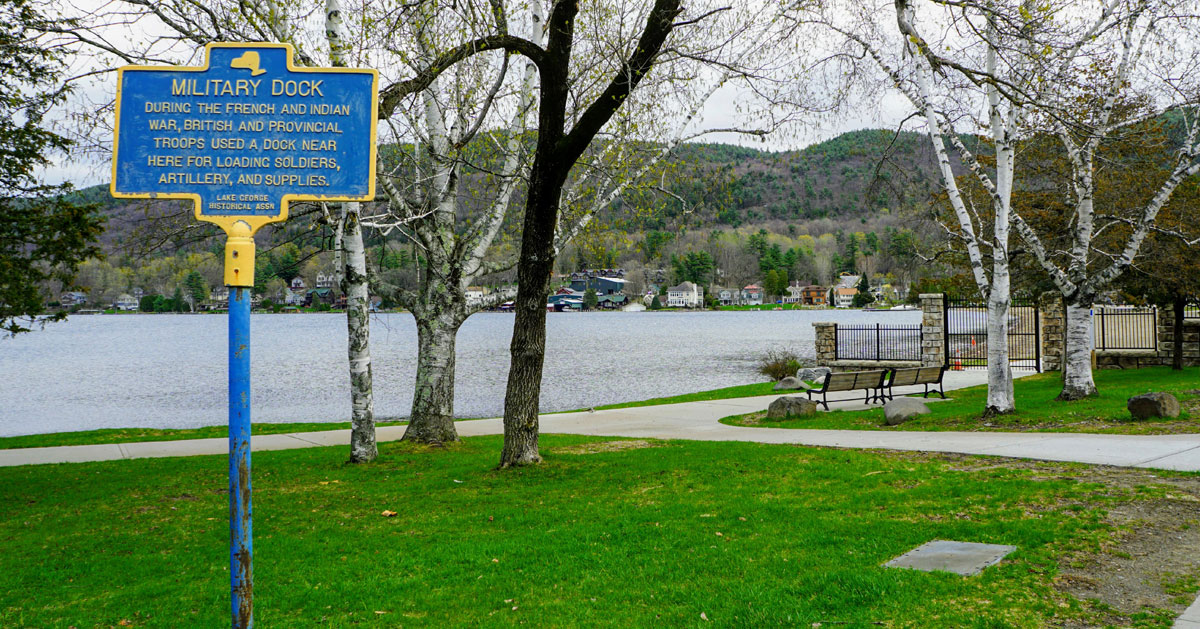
top-left (881, 366), bottom-right (946, 401)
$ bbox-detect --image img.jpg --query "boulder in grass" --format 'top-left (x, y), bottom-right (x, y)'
top-left (767, 396), bottom-right (818, 420)
top-left (797, 367), bottom-right (831, 383)
top-left (1127, 392), bottom-right (1181, 420)
top-left (884, 398), bottom-right (931, 426)
top-left (773, 376), bottom-right (809, 391)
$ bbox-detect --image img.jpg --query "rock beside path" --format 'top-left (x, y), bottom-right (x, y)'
top-left (884, 398), bottom-right (931, 426)
top-left (773, 377), bottom-right (809, 391)
top-left (1127, 392), bottom-right (1181, 420)
top-left (767, 396), bottom-right (818, 420)
top-left (797, 367), bottom-right (831, 383)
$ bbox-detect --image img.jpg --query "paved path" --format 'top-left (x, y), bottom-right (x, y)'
top-left (5, 370), bottom-right (1200, 471)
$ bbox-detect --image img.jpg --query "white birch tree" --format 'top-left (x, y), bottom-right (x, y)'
top-left (811, 0), bottom-right (1037, 414)
top-left (1001, 0), bottom-right (1200, 399)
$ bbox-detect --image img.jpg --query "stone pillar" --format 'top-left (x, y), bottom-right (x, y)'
top-left (1158, 305), bottom-right (1200, 367)
top-left (813, 322), bottom-right (837, 367)
top-left (1158, 305), bottom-right (1173, 366)
top-left (1039, 293), bottom-right (1064, 372)
top-left (919, 293), bottom-right (944, 367)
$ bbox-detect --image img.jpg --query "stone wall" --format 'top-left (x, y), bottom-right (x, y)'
top-left (920, 294), bottom-right (944, 368)
top-left (1039, 293), bottom-right (1064, 372)
top-left (1096, 351), bottom-right (1161, 370)
top-left (1157, 305), bottom-right (1200, 368)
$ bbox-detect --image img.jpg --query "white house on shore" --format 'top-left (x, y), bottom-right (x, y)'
top-left (667, 281), bottom-right (703, 308)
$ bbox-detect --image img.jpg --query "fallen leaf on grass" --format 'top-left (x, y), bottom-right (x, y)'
top-left (381, 510), bottom-right (397, 517)
top-left (715, 532), bottom-right (723, 537)
top-left (700, 612), bottom-right (709, 621)
top-left (374, 611), bottom-right (388, 615)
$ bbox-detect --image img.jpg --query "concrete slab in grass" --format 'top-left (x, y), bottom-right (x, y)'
top-left (884, 540), bottom-right (1016, 576)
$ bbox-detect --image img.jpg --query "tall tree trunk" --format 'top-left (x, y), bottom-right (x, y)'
top-left (500, 182), bottom-right (558, 467)
top-left (1059, 299), bottom-right (1098, 400)
top-left (404, 309), bottom-right (464, 444)
top-left (341, 205), bottom-right (377, 463)
top-left (984, 271), bottom-right (1015, 415)
top-left (1173, 297), bottom-right (1185, 371)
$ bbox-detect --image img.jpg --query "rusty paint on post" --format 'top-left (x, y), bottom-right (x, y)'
top-left (229, 287), bottom-right (253, 627)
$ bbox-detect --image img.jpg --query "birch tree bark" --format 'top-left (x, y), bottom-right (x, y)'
top-left (338, 204), bottom-right (378, 461)
top-left (325, 0), bottom-right (377, 462)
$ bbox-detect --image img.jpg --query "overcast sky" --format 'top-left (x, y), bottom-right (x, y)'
top-left (40, 0), bottom-right (914, 188)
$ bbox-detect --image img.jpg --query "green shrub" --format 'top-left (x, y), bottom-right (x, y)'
top-left (757, 349), bottom-right (803, 381)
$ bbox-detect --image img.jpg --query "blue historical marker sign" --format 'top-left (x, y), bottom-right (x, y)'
top-left (112, 42), bottom-right (378, 227)
top-left (110, 43), bottom-right (378, 629)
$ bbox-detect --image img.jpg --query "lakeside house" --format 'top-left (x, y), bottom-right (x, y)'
top-left (833, 286), bottom-right (858, 308)
top-left (569, 270), bottom-right (627, 295)
top-left (548, 288), bottom-right (584, 311)
top-left (782, 281), bottom-right (805, 304)
top-left (60, 291), bottom-right (88, 307)
top-left (801, 285), bottom-right (828, 306)
top-left (712, 286), bottom-right (738, 306)
top-left (113, 294), bottom-right (139, 311)
top-left (741, 284), bottom-right (763, 306)
top-left (466, 286), bottom-right (489, 308)
top-left (667, 281), bottom-right (704, 308)
top-left (315, 272), bottom-right (336, 290)
top-left (306, 288), bottom-right (335, 307)
top-left (285, 277), bottom-right (307, 306)
top-left (829, 274), bottom-right (860, 308)
top-left (595, 294), bottom-right (628, 309)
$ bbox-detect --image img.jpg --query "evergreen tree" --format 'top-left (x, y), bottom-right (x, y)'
top-left (852, 274), bottom-right (875, 308)
top-left (583, 288), bottom-right (598, 311)
top-left (0, 0), bottom-right (104, 335)
top-left (184, 271), bottom-right (208, 305)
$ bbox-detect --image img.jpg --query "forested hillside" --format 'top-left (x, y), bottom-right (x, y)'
top-left (80, 128), bottom-right (943, 253)
top-left (61, 128), bottom-right (949, 307)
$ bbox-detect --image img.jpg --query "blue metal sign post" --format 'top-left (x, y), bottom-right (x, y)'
top-left (111, 43), bottom-right (377, 628)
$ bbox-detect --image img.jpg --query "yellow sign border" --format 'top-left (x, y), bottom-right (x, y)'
top-left (110, 42), bottom-right (379, 236)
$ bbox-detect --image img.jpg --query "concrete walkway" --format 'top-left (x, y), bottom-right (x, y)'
top-left (5, 370), bottom-right (1200, 471)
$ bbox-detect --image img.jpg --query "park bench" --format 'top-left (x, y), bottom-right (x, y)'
top-left (805, 370), bottom-right (889, 410)
top-left (881, 366), bottom-right (947, 401)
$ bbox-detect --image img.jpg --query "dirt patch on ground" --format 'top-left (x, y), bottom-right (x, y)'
top-left (1056, 498), bottom-right (1200, 627)
top-left (550, 440), bottom-right (663, 455)
top-left (934, 454), bottom-right (1200, 626)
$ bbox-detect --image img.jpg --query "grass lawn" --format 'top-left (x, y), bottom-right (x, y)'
top-left (3, 435), bottom-right (1199, 627)
top-left (0, 383), bottom-right (782, 451)
top-left (723, 367), bottom-right (1200, 435)
top-left (0, 421), bottom-right (407, 450)
top-left (588, 381), bottom-right (778, 411)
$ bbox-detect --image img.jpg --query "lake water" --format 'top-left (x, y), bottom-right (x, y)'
top-left (0, 309), bottom-right (919, 437)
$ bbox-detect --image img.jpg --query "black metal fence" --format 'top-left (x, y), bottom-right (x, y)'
top-left (835, 323), bottom-right (922, 361)
top-left (1186, 303), bottom-right (1200, 320)
top-left (1094, 306), bottom-right (1157, 351)
top-left (944, 297), bottom-right (1041, 371)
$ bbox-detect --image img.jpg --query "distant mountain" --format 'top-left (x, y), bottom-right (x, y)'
top-left (73, 127), bottom-right (950, 254)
